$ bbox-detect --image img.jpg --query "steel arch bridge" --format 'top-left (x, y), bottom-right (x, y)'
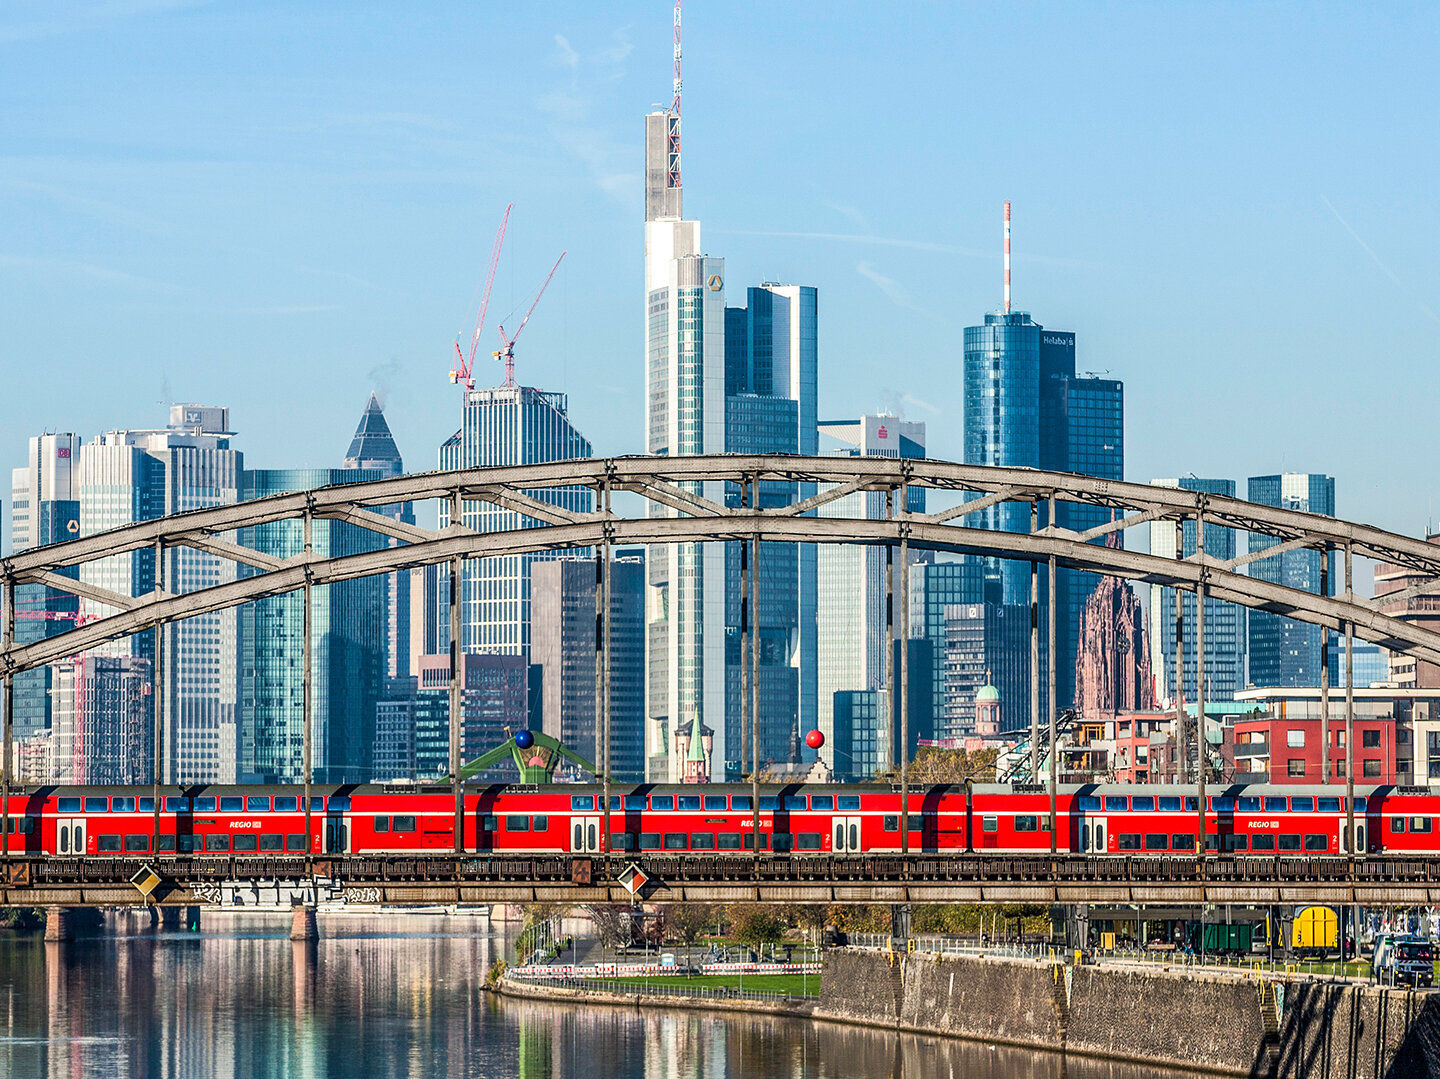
top-left (2, 453), bottom-right (1438, 676)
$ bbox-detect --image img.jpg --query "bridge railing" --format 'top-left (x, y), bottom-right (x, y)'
top-left (506, 971), bottom-right (819, 1004)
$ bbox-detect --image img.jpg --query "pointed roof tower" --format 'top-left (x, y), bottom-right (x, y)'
top-left (344, 393), bottom-right (403, 477)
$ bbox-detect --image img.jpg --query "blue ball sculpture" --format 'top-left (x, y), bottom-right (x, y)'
top-left (514, 729), bottom-right (535, 750)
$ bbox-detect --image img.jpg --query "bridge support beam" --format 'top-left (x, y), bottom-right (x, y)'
top-left (289, 904), bottom-right (318, 942)
top-left (890, 904), bottom-right (911, 951)
top-left (44, 907), bottom-right (70, 942)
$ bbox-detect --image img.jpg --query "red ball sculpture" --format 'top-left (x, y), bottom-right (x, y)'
top-left (804, 729), bottom-right (825, 750)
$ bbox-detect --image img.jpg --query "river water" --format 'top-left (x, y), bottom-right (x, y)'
top-left (0, 914), bottom-right (1209, 1079)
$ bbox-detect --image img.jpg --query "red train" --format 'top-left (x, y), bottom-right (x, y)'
top-left (0, 782), bottom-right (1431, 858)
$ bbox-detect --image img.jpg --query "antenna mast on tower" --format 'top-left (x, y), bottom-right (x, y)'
top-left (1003, 201), bottom-right (1012, 314)
top-left (668, 0), bottom-right (682, 190)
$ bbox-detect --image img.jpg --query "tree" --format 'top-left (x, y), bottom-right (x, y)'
top-left (729, 904), bottom-right (786, 954)
top-left (665, 903), bottom-right (719, 965)
top-left (878, 746), bottom-right (1000, 784)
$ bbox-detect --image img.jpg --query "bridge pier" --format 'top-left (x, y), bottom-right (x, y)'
top-left (290, 905), bottom-right (319, 942)
top-left (43, 907), bottom-right (69, 942)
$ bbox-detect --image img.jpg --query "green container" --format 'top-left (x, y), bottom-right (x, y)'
top-left (1190, 922), bottom-right (1254, 954)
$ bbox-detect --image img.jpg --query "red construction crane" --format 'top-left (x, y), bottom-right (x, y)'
top-left (450, 203), bottom-right (512, 394)
top-left (493, 251), bottom-right (566, 388)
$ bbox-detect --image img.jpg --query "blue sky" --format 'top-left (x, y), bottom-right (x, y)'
top-left (3, 1), bottom-right (1438, 537)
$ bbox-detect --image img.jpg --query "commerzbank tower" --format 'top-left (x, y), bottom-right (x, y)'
top-left (642, 2), bottom-right (817, 782)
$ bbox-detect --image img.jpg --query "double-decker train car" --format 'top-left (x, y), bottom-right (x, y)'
top-left (0, 781), bottom-right (1425, 858)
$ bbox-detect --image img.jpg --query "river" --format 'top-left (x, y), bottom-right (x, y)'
top-left (0, 913), bottom-right (1211, 1078)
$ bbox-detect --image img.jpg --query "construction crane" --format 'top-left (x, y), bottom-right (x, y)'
top-left (492, 251), bottom-right (566, 388)
top-left (450, 203), bottom-right (512, 394)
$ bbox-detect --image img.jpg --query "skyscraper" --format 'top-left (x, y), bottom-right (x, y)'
top-left (1148, 477), bottom-right (1246, 703)
top-left (909, 560), bottom-right (986, 738)
top-left (815, 415), bottom-right (925, 769)
top-left (438, 385), bottom-right (593, 656)
top-left (1247, 473), bottom-right (1336, 688)
top-left (943, 602), bottom-right (1031, 735)
top-left (238, 467), bottom-right (387, 783)
top-left (343, 394), bottom-right (414, 680)
top-left (77, 405), bottom-right (241, 783)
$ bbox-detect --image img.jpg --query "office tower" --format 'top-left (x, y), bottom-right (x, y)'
top-left (77, 405), bottom-right (241, 783)
top-left (829, 639), bottom-right (933, 780)
top-left (343, 394), bottom-right (414, 679)
top-left (1375, 534), bottom-right (1440, 688)
top-left (909, 560), bottom-right (985, 738)
top-left (962, 218), bottom-right (1124, 712)
top-left (9, 433), bottom-right (82, 741)
top-left (49, 655), bottom-right (151, 784)
top-left (529, 554), bottom-right (646, 782)
top-left (1247, 473), bottom-right (1336, 688)
top-left (1147, 478), bottom-right (1247, 703)
top-left (814, 415), bottom-right (925, 768)
top-left (943, 603), bottom-right (1031, 735)
top-left (438, 385), bottom-right (593, 656)
top-left (238, 468), bottom-right (387, 783)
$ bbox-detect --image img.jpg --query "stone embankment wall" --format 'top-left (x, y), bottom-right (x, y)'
top-left (818, 951), bottom-right (1440, 1078)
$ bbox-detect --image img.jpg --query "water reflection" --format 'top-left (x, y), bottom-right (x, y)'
top-left (0, 916), bottom-right (1207, 1079)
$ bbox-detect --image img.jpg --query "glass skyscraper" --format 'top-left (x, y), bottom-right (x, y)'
top-left (1247, 473), bottom-right (1337, 688)
top-left (1148, 477), bottom-right (1246, 703)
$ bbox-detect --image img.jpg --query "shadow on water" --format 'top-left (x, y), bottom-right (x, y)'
top-left (0, 916), bottom-right (1214, 1079)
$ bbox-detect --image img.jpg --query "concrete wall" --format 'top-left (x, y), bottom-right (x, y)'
top-left (820, 950), bottom-right (1440, 1078)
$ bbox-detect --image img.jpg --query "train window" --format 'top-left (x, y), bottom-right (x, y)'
top-left (1172, 834), bottom-right (1196, 851)
top-left (742, 833), bottom-right (771, 851)
top-left (506, 815), bottom-right (530, 832)
top-left (112, 797), bottom-right (136, 813)
top-left (717, 833), bottom-right (742, 850)
top-left (311, 797), bottom-right (326, 811)
top-left (374, 817), bottom-right (390, 832)
top-left (1355, 798), bottom-right (1368, 812)
top-left (982, 816), bottom-right (998, 833)
top-left (908, 815), bottom-right (922, 832)
top-left (650, 796), bottom-right (674, 811)
top-left (1278, 835), bottom-right (1302, 851)
top-left (811, 796), bottom-right (834, 811)
top-left (1291, 797), bottom-right (1315, 812)
top-left (760, 798), bottom-right (779, 812)
top-left (57, 797), bottom-right (81, 813)
top-left (233, 835), bottom-right (257, 852)
top-left (1204, 835), bottom-right (1219, 852)
top-left (98, 835), bottom-right (121, 851)
top-left (138, 798), bottom-right (154, 813)
top-left (704, 796), bottom-right (728, 811)
top-left (1144, 834), bottom-right (1168, 851)
top-left (1412, 817), bottom-right (1434, 834)
top-left (732, 796), bottom-right (753, 812)
top-left (1251, 835), bottom-right (1276, 851)
top-left (1185, 797), bottom-right (1200, 811)
top-left (1211, 797), bottom-right (1235, 812)
top-left (1117, 834), bottom-right (1141, 851)
top-left (678, 796), bottom-right (701, 811)
top-left (1264, 797), bottom-right (1288, 812)
top-left (481, 816), bottom-right (498, 833)
top-left (1237, 797), bottom-right (1261, 812)
top-left (84, 798), bottom-right (108, 813)
top-left (532, 816), bottom-right (548, 832)
top-left (124, 835), bottom-right (149, 852)
top-left (1015, 815), bottom-right (1039, 832)
top-left (165, 797), bottom-right (189, 812)
top-left (274, 796), bottom-right (298, 812)
top-left (247, 797), bottom-right (270, 812)
top-left (1106, 797), bottom-right (1130, 812)
top-left (205, 834), bottom-right (231, 852)
top-left (393, 816), bottom-right (417, 833)
top-left (178, 835), bottom-right (199, 853)
top-left (624, 795), bottom-right (646, 811)
top-left (1077, 796), bottom-right (1101, 811)
top-left (784, 795), bottom-right (808, 811)
top-left (571, 795), bottom-right (596, 811)
top-left (1224, 835), bottom-right (1248, 852)
top-left (610, 833), bottom-right (635, 851)
top-left (663, 833), bottom-right (687, 850)
top-left (1318, 798), bottom-right (1341, 812)
top-left (328, 796), bottom-right (351, 812)
top-left (691, 832), bottom-right (716, 850)
top-left (286, 835), bottom-right (307, 852)
top-left (1132, 797), bottom-right (1155, 812)
top-left (260, 834), bottom-right (284, 851)
top-left (7, 819), bottom-right (34, 835)
top-left (220, 797), bottom-right (244, 812)
top-left (883, 815), bottom-right (899, 832)
top-left (797, 833), bottom-right (822, 851)
top-left (638, 833), bottom-right (661, 851)
top-left (837, 796), bottom-right (862, 812)
top-left (193, 797), bottom-right (217, 813)
top-left (1157, 797), bottom-right (1181, 812)
top-left (773, 834), bottom-right (794, 853)
top-left (1304, 834), bottom-right (1329, 851)
top-left (158, 836), bottom-right (176, 852)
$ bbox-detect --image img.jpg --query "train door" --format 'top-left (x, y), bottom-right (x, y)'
top-left (1339, 818), bottom-right (1366, 855)
top-left (833, 816), bottom-right (862, 853)
top-left (571, 816), bottom-right (601, 853)
top-left (58, 818), bottom-right (86, 857)
top-left (324, 816), bottom-right (350, 854)
top-left (1082, 817), bottom-right (1108, 853)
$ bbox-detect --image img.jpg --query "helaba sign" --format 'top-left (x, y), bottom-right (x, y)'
top-left (1043, 334), bottom-right (1073, 346)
